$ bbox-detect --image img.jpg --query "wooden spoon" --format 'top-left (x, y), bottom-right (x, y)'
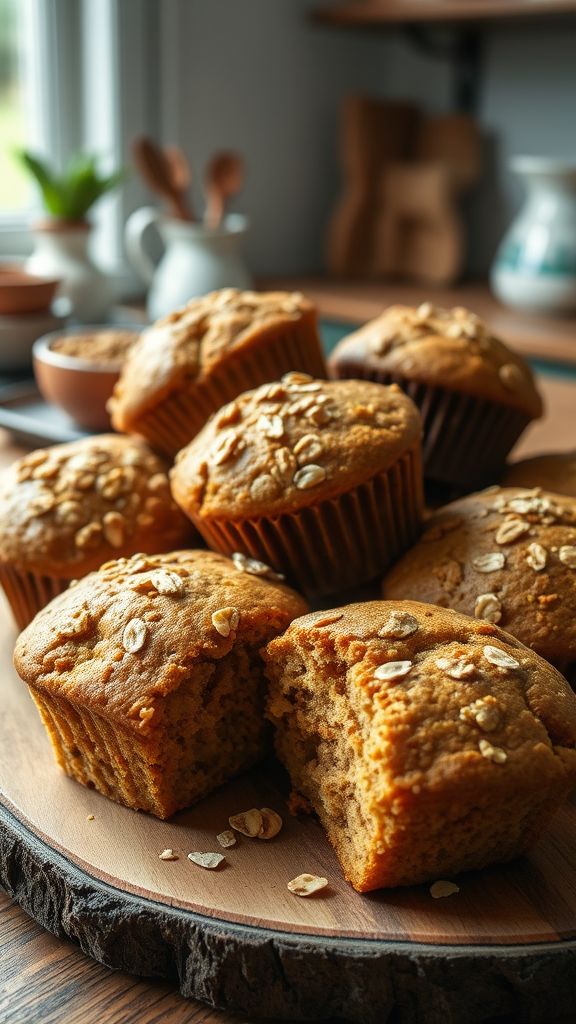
top-left (204, 151), bottom-right (244, 230)
top-left (132, 136), bottom-right (193, 221)
top-left (164, 145), bottom-right (195, 221)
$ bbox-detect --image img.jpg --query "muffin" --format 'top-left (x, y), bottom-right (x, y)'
top-left (170, 374), bottom-right (424, 595)
top-left (382, 487), bottom-right (576, 670)
top-left (14, 549), bottom-right (308, 818)
top-left (503, 451), bottom-right (576, 498)
top-left (328, 303), bottom-right (543, 486)
top-left (0, 434), bottom-right (194, 629)
top-left (263, 600), bottom-right (576, 891)
top-left (109, 288), bottom-right (327, 457)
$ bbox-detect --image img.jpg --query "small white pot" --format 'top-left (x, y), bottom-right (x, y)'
top-left (26, 221), bottom-right (115, 323)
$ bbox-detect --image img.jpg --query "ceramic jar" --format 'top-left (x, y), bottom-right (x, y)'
top-left (125, 209), bottom-right (252, 320)
top-left (26, 222), bottom-right (114, 323)
top-left (491, 158), bottom-right (576, 315)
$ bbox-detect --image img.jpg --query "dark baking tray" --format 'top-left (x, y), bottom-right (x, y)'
top-left (0, 380), bottom-right (91, 447)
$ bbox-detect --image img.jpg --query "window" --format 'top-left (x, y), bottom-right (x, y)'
top-left (0, 0), bottom-right (29, 212)
top-left (0, 0), bottom-right (160, 293)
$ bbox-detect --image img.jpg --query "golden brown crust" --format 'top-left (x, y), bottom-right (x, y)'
top-left (109, 289), bottom-right (317, 428)
top-left (170, 375), bottom-right (422, 520)
top-left (14, 549), bottom-right (309, 734)
top-left (0, 435), bottom-right (193, 578)
top-left (329, 303), bottom-right (543, 419)
top-left (264, 599), bottom-right (576, 890)
top-left (503, 451), bottom-right (576, 498)
top-left (382, 487), bottom-right (576, 665)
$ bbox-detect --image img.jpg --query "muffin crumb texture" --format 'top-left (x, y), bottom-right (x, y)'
top-left (264, 600), bottom-right (576, 891)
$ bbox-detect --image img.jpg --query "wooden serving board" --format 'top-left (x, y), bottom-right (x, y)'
top-left (1, 372), bottom-right (576, 1024)
top-left (1, 591), bottom-right (576, 1024)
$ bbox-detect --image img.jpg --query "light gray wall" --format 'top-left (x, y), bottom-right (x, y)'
top-left (162, 1), bottom-right (576, 278)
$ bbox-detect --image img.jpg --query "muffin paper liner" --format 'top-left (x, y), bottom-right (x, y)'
top-left (30, 689), bottom-right (155, 811)
top-left (331, 361), bottom-right (531, 486)
top-left (0, 564), bottom-right (69, 630)
top-left (190, 444), bottom-right (423, 595)
top-left (132, 318), bottom-right (327, 458)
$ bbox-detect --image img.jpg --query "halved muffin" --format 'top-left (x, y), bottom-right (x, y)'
top-left (264, 600), bottom-right (576, 891)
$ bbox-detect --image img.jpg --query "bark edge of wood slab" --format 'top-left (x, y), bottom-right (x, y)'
top-left (1, 802), bottom-right (575, 1024)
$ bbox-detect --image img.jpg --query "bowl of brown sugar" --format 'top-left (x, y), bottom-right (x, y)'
top-left (33, 327), bottom-right (141, 431)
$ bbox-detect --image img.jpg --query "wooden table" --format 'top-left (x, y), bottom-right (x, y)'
top-left (1, 367), bottom-right (575, 1024)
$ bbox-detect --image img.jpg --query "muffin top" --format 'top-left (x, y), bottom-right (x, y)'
top-left (382, 487), bottom-right (576, 665)
top-left (265, 599), bottom-right (576, 781)
top-left (14, 549), bottom-right (309, 733)
top-left (0, 435), bottom-right (192, 578)
top-left (329, 303), bottom-right (543, 419)
top-left (503, 451), bottom-right (576, 498)
top-left (170, 374), bottom-right (422, 519)
top-left (109, 288), bottom-right (315, 427)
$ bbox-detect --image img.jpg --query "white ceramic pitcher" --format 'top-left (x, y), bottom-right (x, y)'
top-left (125, 209), bottom-right (252, 320)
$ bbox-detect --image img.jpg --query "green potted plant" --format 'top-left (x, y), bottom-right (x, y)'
top-left (18, 151), bottom-right (124, 322)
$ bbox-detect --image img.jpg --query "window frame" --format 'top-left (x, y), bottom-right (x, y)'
top-left (0, 0), bottom-right (160, 297)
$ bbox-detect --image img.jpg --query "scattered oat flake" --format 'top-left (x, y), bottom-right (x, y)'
top-left (559, 545), bottom-right (576, 568)
top-left (287, 873), bottom-right (328, 897)
top-left (150, 570), bottom-right (185, 595)
top-left (526, 542), bottom-right (547, 572)
top-left (122, 617), bottom-right (147, 654)
top-left (187, 851), bottom-right (225, 870)
top-left (257, 413), bottom-right (284, 439)
top-left (293, 433), bottom-right (323, 462)
top-left (430, 880), bottom-right (460, 899)
top-left (87, 814), bottom-right (95, 821)
top-left (293, 464), bottom-right (327, 490)
top-left (460, 699), bottom-right (501, 732)
top-left (378, 611), bottom-right (419, 639)
top-left (436, 656), bottom-right (476, 680)
top-left (311, 612), bottom-right (344, 628)
top-left (472, 552), bottom-right (505, 573)
top-left (159, 848), bottom-right (179, 861)
top-left (210, 430), bottom-right (243, 466)
top-left (259, 808), bottom-right (283, 840)
top-left (216, 830), bottom-right (237, 848)
top-left (474, 593), bottom-right (502, 624)
top-left (229, 808), bottom-right (263, 837)
top-left (232, 551), bottom-right (285, 581)
top-left (479, 738), bottom-right (508, 763)
top-left (282, 371), bottom-right (314, 386)
top-left (483, 645), bottom-right (520, 670)
top-left (495, 519), bottom-right (530, 545)
top-left (374, 660), bottom-right (413, 682)
top-left (499, 363), bottom-right (525, 390)
top-left (211, 606), bottom-right (240, 637)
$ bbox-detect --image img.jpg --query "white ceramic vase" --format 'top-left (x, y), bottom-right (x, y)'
top-left (491, 157), bottom-right (576, 315)
top-left (125, 209), bottom-right (252, 321)
top-left (26, 222), bottom-right (115, 323)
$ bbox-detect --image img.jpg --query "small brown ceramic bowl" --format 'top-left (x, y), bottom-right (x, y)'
top-left (33, 327), bottom-right (141, 431)
top-left (0, 265), bottom-right (60, 315)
